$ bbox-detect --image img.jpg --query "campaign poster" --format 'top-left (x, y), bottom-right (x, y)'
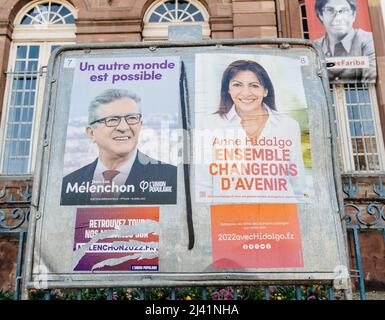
top-left (305, 0), bottom-right (377, 83)
top-left (73, 207), bottom-right (159, 271)
top-left (194, 53), bottom-right (313, 204)
top-left (60, 56), bottom-right (179, 206)
top-left (211, 204), bottom-right (303, 269)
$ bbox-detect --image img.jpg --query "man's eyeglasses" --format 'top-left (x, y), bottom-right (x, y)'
top-left (323, 7), bottom-right (353, 18)
top-left (90, 113), bottom-right (142, 127)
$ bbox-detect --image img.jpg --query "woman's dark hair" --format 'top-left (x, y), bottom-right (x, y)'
top-left (216, 60), bottom-right (276, 117)
top-left (315, 0), bottom-right (357, 19)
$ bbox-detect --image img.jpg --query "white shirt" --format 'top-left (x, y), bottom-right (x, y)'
top-left (90, 149), bottom-right (138, 199)
top-left (195, 104), bottom-right (310, 203)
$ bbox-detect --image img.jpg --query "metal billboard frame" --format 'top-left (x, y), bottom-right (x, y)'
top-left (22, 38), bottom-right (350, 294)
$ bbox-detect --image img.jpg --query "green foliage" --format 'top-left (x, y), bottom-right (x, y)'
top-left (79, 288), bottom-right (109, 300)
top-left (269, 285), bottom-right (330, 300)
top-left (20, 285), bottom-right (333, 300)
top-left (0, 289), bottom-right (13, 300)
top-left (28, 289), bottom-right (48, 300)
top-left (133, 288), bottom-right (172, 300)
top-left (237, 286), bottom-right (265, 300)
top-left (175, 287), bottom-right (205, 300)
top-left (301, 133), bottom-right (312, 169)
top-left (269, 286), bottom-right (296, 300)
top-left (303, 285), bottom-right (330, 300)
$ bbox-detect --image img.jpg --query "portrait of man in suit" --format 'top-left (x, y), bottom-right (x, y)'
top-left (313, 0), bottom-right (376, 82)
top-left (60, 88), bottom-right (177, 205)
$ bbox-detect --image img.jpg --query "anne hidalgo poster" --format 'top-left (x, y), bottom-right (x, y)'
top-left (194, 53), bottom-right (313, 269)
top-left (60, 56), bottom-right (180, 206)
top-left (305, 0), bottom-right (377, 83)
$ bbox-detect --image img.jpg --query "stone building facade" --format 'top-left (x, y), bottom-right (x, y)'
top-left (0, 0), bottom-right (384, 295)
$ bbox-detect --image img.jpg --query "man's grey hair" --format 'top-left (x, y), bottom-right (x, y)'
top-left (88, 88), bottom-right (141, 124)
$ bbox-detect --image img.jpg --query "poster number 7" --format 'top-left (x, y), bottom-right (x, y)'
top-left (64, 58), bottom-right (76, 68)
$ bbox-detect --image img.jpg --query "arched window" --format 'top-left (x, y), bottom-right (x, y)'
top-left (13, 1), bottom-right (76, 40)
top-left (19, 2), bottom-right (75, 25)
top-left (0, 1), bottom-right (76, 175)
top-left (143, 0), bottom-right (210, 40)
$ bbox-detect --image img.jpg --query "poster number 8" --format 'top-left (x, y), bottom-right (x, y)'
top-left (300, 56), bottom-right (309, 66)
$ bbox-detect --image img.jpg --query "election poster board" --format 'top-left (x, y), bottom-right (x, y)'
top-left (73, 207), bottom-right (159, 271)
top-left (25, 42), bottom-right (350, 290)
top-left (60, 56), bottom-right (179, 205)
top-left (305, 0), bottom-right (377, 83)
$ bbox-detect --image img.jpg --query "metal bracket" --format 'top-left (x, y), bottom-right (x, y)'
top-left (343, 176), bottom-right (358, 198)
top-left (39, 66), bottom-right (47, 77)
top-left (35, 210), bottom-right (41, 220)
top-left (373, 176), bottom-right (385, 197)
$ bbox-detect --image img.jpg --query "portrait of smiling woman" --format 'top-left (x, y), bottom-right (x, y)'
top-left (215, 60), bottom-right (277, 140)
top-left (214, 60), bottom-right (304, 149)
top-left (195, 59), bottom-right (309, 202)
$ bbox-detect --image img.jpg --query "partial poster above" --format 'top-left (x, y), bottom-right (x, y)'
top-left (73, 207), bottom-right (159, 271)
top-left (305, 0), bottom-right (377, 83)
top-left (60, 56), bottom-right (180, 206)
top-left (194, 54), bottom-right (314, 204)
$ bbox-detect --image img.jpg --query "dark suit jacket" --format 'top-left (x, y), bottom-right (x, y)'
top-left (61, 151), bottom-right (177, 205)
